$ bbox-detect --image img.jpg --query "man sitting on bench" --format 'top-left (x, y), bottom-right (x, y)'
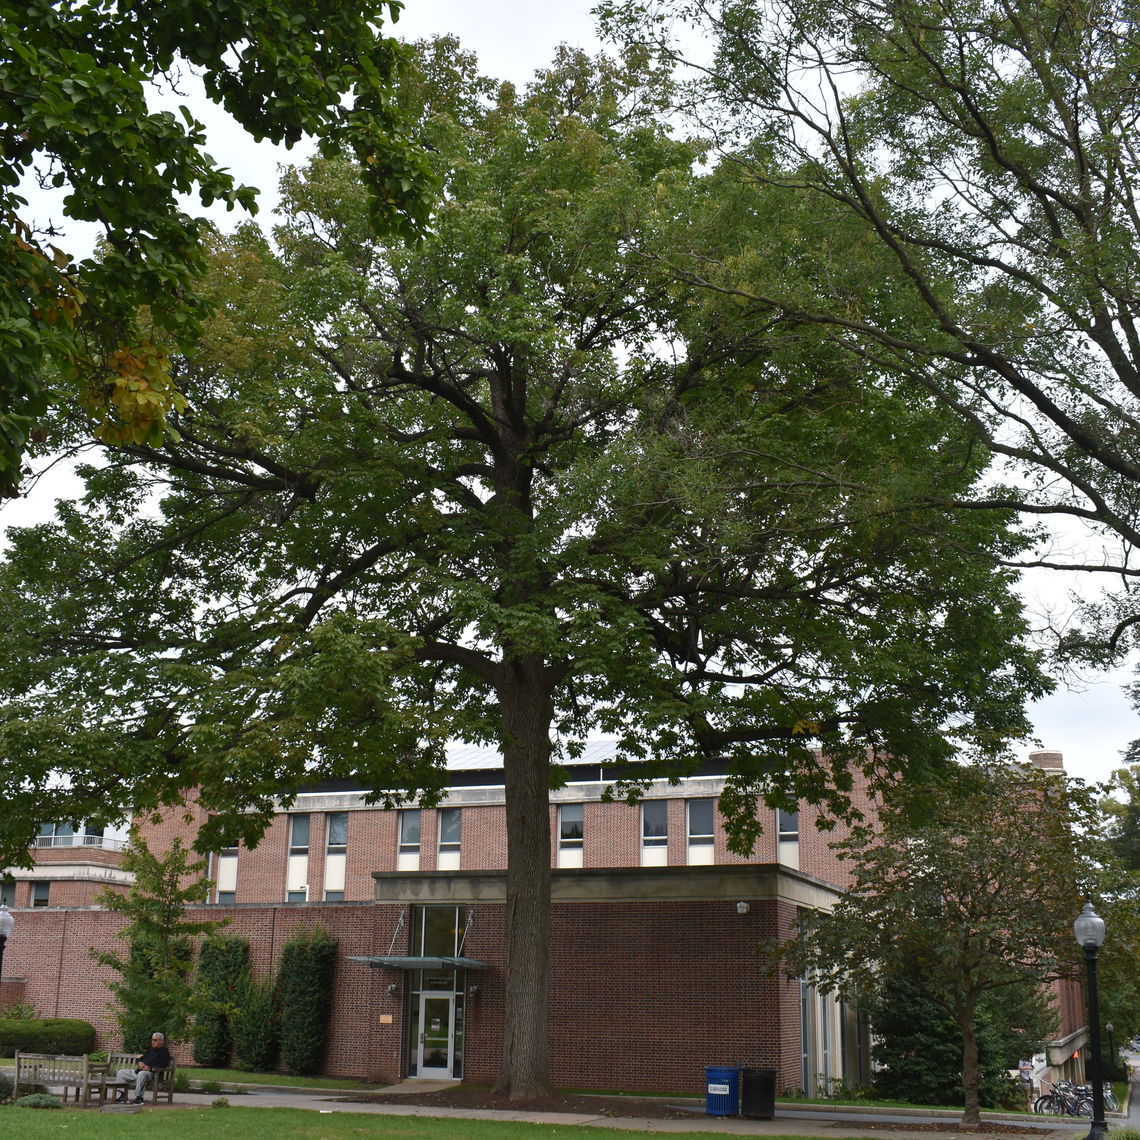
top-left (115, 1032), bottom-right (171, 1104)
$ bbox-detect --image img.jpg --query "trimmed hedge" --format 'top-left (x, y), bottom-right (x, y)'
top-left (0, 1017), bottom-right (96, 1055)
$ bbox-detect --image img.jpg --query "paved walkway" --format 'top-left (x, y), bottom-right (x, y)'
top-left (153, 1078), bottom-right (1135, 1137)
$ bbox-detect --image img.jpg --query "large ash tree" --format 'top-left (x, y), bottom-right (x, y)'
top-left (0, 44), bottom-right (1048, 1096)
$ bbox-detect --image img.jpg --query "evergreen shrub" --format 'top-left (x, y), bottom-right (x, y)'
top-left (15, 1092), bottom-right (63, 1108)
top-left (194, 935), bottom-right (250, 1067)
top-left (0, 1017), bottom-right (97, 1054)
top-left (277, 926), bottom-right (338, 1075)
top-left (231, 972), bottom-right (278, 1072)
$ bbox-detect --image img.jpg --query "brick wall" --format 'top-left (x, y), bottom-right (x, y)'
top-left (0, 890), bottom-right (814, 1093)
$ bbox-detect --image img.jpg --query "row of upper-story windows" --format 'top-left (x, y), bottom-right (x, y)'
top-left (558, 798), bottom-right (799, 865)
top-left (211, 799), bottom-right (800, 904)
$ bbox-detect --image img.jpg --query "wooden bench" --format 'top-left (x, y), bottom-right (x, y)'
top-left (13, 1051), bottom-right (108, 1107)
top-left (106, 1051), bottom-right (177, 1105)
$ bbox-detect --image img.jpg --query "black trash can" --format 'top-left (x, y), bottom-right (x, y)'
top-left (740, 1067), bottom-right (777, 1119)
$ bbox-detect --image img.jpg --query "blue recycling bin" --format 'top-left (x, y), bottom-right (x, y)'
top-left (705, 1065), bottom-right (740, 1116)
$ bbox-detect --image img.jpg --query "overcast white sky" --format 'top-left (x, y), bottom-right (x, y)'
top-left (3, 0), bottom-right (1136, 788)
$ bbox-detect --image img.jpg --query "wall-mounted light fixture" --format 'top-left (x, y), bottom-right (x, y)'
top-left (387, 983), bottom-right (398, 995)
top-left (736, 901), bottom-right (750, 915)
top-left (469, 983), bottom-right (480, 996)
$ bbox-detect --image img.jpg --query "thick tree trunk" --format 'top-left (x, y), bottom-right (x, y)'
top-left (959, 1001), bottom-right (982, 1128)
top-left (492, 656), bottom-right (555, 1099)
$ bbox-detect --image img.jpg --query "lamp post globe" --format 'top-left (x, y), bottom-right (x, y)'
top-left (0, 903), bottom-right (13, 982)
top-left (1073, 903), bottom-right (1107, 1140)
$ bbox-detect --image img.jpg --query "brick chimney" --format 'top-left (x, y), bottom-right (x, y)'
top-left (1028, 749), bottom-right (1065, 772)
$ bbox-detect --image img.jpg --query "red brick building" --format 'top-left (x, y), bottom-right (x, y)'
top-left (0, 745), bottom-right (1086, 1096)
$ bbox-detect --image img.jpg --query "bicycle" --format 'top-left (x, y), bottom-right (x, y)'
top-left (1033, 1080), bottom-right (1093, 1117)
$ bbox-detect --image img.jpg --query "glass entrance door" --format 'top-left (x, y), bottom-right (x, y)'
top-left (417, 992), bottom-right (454, 1078)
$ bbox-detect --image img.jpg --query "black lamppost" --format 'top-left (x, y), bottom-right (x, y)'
top-left (1073, 902), bottom-right (1107, 1140)
top-left (0, 903), bottom-right (13, 981)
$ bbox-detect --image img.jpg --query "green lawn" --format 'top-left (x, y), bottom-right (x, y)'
top-left (0, 1104), bottom-right (851, 1139)
top-left (185, 1067), bottom-right (385, 1091)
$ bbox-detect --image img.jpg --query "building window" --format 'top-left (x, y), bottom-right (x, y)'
top-left (36, 822), bottom-right (75, 847)
top-left (0, 880), bottom-right (14, 906)
top-left (778, 808), bottom-right (799, 841)
top-left (641, 800), bottom-right (668, 867)
top-left (558, 804), bottom-right (584, 868)
top-left (687, 798), bottom-right (715, 865)
top-left (324, 812), bottom-right (348, 899)
top-left (286, 814), bottom-right (310, 901)
top-left (398, 809), bottom-right (422, 871)
top-left (777, 806), bottom-right (800, 870)
top-left (32, 882), bottom-right (50, 907)
top-left (438, 808), bottom-right (461, 870)
top-left (559, 804), bottom-right (584, 847)
top-left (288, 814), bottom-right (310, 854)
top-left (326, 812), bottom-right (347, 854)
top-left (215, 839), bottom-right (238, 903)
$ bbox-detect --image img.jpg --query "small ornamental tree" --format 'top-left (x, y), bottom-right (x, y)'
top-left (193, 935), bottom-right (250, 1068)
top-left (277, 928), bottom-right (338, 1075)
top-left (93, 832), bottom-right (224, 1049)
top-left (778, 763), bottom-right (1106, 1127)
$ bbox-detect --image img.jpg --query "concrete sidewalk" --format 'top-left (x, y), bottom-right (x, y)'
top-left (155, 1081), bottom-right (1118, 1137)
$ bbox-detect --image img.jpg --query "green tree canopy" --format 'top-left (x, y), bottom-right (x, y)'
top-left (0, 0), bottom-right (434, 492)
top-left (600, 0), bottom-right (1140, 660)
top-left (776, 763), bottom-right (1110, 1125)
top-left (0, 44), bottom-right (1049, 1095)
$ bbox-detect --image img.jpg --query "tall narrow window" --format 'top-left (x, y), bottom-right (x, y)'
top-left (558, 803), bottom-right (584, 868)
top-left (800, 978), bottom-right (812, 1093)
top-left (286, 814), bottom-right (310, 901)
top-left (32, 882), bottom-right (50, 907)
top-left (777, 808), bottom-right (799, 840)
top-left (324, 811), bottom-right (348, 900)
top-left (687, 798), bottom-right (715, 865)
top-left (777, 806), bottom-right (800, 870)
top-left (0, 880), bottom-right (14, 906)
top-left (398, 809), bottom-right (421, 871)
top-left (326, 812), bottom-right (347, 853)
top-left (641, 800), bottom-right (668, 867)
top-left (215, 839), bottom-right (238, 904)
top-left (438, 808), bottom-right (461, 871)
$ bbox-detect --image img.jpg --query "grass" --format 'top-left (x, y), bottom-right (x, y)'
top-left (184, 1067), bottom-right (387, 1091)
top-left (0, 1104), bottom-right (871, 1140)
